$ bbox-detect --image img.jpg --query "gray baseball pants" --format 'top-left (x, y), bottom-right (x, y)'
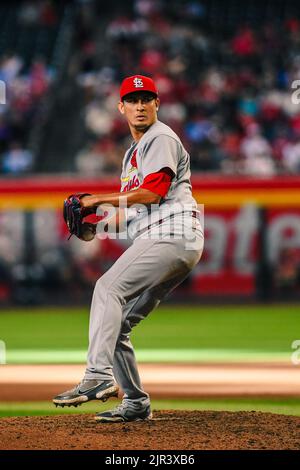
top-left (84, 227), bottom-right (203, 406)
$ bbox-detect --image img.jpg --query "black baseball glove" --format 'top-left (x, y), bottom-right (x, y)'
top-left (63, 193), bottom-right (96, 241)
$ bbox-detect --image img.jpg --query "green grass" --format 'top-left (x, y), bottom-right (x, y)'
top-left (1, 307), bottom-right (299, 417)
top-left (1, 398), bottom-right (300, 418)
top-left (0, 305), bottom-right (299, 355)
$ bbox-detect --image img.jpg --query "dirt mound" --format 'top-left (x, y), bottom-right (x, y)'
top-left (0, 410), bottom-right (300, 450)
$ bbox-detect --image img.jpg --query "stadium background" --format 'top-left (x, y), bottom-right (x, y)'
top-left (0, 0), bottom-right (300, 447)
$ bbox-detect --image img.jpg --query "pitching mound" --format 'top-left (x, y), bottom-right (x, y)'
top-left (0, 410), bottom-right (300, 450)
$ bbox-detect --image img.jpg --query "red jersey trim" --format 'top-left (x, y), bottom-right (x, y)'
top-left (130, 149), bottom-right (137, 168)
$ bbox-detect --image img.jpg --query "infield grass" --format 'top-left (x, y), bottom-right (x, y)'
top-left (0, 398), bottom-right (300, 417)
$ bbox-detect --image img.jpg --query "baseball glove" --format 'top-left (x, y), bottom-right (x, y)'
top-left (63, 193), bottom-right (97, 241)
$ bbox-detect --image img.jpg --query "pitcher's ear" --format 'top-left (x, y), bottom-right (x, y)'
top-left (155, 97), bottom-right (160, 111)
top-left (118, 101), bottom-right (124, 114)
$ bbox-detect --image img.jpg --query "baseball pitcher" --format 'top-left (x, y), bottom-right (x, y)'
top-left (53, 75), bottom-right (204, 422)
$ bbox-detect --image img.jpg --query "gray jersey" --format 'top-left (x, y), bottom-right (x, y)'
top-left (120, 120), bottom-right (198, 238)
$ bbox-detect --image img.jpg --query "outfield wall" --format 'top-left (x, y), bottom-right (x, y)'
top-left (0, 175), bottom-right (300, 302)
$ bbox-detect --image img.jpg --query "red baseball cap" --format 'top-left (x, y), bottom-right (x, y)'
top-left (120, 75), bottom-right (158, 100)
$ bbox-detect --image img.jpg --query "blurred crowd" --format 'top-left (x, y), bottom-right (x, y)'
top-left (0, 55), bottom-right (53, 174)
top-left (0, 0), bottom-right (57, 175)
top-left (1, 1), bottom-right (300, 175)
top-left (72, 0), bottom-right (300, 176)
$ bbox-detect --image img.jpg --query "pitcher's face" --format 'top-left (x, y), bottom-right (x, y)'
top-left (118, 92), bottom-right (159, 131)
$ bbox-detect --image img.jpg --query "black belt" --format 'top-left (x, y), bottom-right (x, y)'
top-left (137, 211), bottom-right (200, 235)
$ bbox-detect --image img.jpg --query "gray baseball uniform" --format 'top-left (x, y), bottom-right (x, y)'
top-left (84, 120), bottom-right (204, 408)
top-left (120, 120), bottom-right (200, 239)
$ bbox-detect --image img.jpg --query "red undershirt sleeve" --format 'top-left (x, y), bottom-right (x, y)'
top-left (140, 167), bottom-right (174, 198)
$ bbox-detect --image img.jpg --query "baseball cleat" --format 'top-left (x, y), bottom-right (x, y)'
top-left (52, 379), bottom-right (119, 407)
top-left (94, 403), bottom-right (152, 423)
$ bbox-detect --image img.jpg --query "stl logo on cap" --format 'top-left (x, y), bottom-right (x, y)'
top-left (120, 75), bottom-right (158, 100)
top-left (133, 77), bottom-right (144, 88)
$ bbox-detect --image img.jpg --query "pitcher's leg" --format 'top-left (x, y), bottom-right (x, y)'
top-left (85, 234), bottom-right (203, 381)
top-left (113, 292), bottom-right (161, 404)
top-left (84, 277), bottom-right (124, 380)
top-left (113, 270), bottom-right (195, 404)
top-left (84, 237), bottom-right (161, 380)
